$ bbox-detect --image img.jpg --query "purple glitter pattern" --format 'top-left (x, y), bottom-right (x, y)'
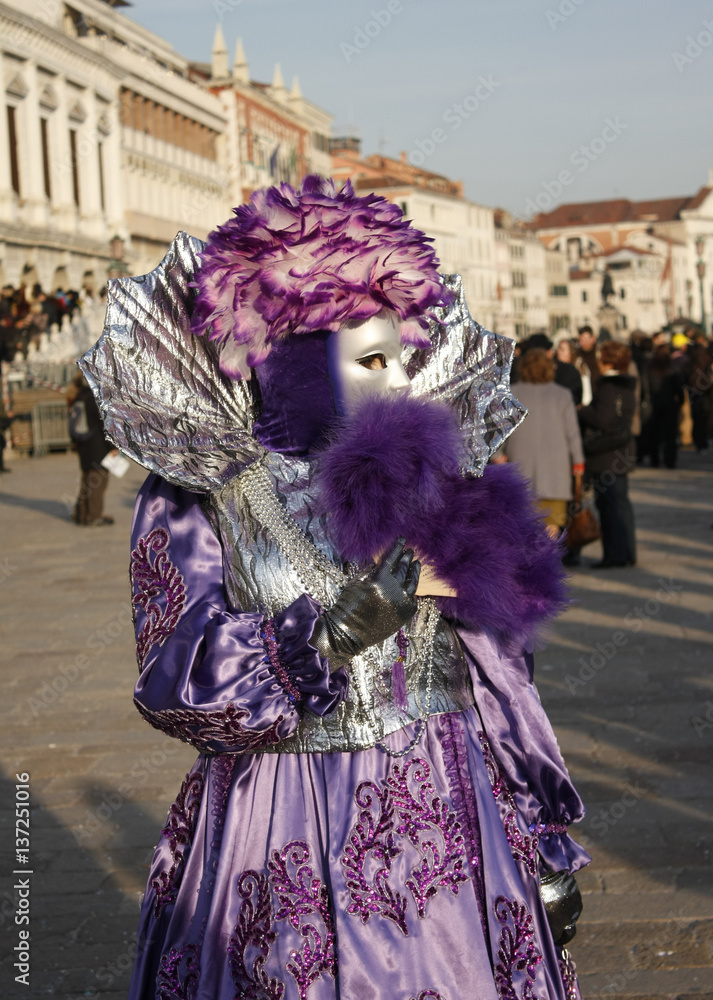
top-left (529, 821), bottom-right (568, 836)
top-left (341, 758), bottom-right (468, 935)
top-left (558, 949), bottom-right (581, 1000)
top-left (409, 993), bottom-right (445, 1000)
top-left (152, 769), bottom-right (205, 917)
top-left (261, 619), bottom-right (303, 706)
top-left (131, 527), bottom-right (187, 669)
top-left (439, 713), bottom-right (487, 937)
top-left (493, 896), bottom-right (544, 1000)
top-left (393, 758), bottom-right (469, 918)
top-left (135, 700), bottom-right (285, 753)
top-left (156, 944), bottom-right (201, 1000)
top-left (478, 732), bottom-right (539, 878)
top-left (267, 841), bottom-right (337, 1000)
top-left (229, 870), bottom-right (286, 1000)
top-left (341, 771), bottom-right (409, 934)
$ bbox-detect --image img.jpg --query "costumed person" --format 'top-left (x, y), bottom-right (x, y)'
top-left (80, 177), bottom-right (590, 1000)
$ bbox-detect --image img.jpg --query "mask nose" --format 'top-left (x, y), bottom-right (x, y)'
top-left (388, 358), bottom-right (411, 392)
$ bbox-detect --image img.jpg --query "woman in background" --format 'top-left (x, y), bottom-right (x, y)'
top-left (502, 348), bottom-right (584, 539)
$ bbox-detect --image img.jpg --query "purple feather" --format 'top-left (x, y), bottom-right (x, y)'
top-left (190, 176), bottom-right (451, 377)
top-left (315, 393), bottom-right (567, 647)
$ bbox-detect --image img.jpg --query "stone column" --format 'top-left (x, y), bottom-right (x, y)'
top-left (22, 60), bottom-right (49, 228)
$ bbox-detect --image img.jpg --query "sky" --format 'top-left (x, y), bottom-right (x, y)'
top-left (124, 0), bottom-right (713, 216)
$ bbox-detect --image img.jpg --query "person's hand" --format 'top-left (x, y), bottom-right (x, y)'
top-left (311, 537), bottom-right (420, 666)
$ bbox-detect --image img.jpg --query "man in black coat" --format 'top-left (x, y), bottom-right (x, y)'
top-left (579, 341), bottom-right (637, 568)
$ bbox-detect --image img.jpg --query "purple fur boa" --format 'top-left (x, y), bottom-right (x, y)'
top-left (315, 394), bottom-right (567, 646)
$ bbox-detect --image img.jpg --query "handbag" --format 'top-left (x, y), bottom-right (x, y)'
top-left (565, 482), bottom-right (600, 550)
top-left (583, 422), bottom-right (631, 455)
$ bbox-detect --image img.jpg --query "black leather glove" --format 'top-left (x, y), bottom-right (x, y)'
top-left (311, 537), bottom-right (420, 667)
top-left (539, 870), bottom-right (583, 946)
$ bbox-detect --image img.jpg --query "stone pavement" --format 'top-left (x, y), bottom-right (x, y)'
top-left (1, 448), bottom-right (712, 1000)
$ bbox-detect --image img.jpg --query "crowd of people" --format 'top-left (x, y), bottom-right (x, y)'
top-left (0, 281), bottom-right (101, 361)
top-left (500, 323), bottom-right (713, 568)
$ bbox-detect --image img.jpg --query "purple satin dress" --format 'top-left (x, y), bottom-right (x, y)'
top-left (126, 475), bottom-right (589, 1000)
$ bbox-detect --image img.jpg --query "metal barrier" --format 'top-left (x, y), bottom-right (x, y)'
top-left (31, 401), bottom-right (71, 457)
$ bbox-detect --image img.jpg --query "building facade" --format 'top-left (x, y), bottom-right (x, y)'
top-left (494, 210), bottom-right (562, 340)
top-left (331, 143), bottom-right (500, 330)
top-left (534, 174), bottom-right (713, 333)
top-left (1, 0), bottom-right (332, 289)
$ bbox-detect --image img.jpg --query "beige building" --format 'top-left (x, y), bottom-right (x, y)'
top-left (534, 173), bottom-right (713, 332)
top-left (493, 210), bottom-right (556, 340)
top-left (205, 28), bottom-right (332, 210)
top-left (331, 143), bottom-right (500, 330)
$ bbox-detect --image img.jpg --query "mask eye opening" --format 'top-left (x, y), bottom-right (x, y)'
top-left (356, 353), bottom-right (387, 371)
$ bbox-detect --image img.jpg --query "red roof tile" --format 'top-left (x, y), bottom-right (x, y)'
top-left (535, 186), bottom-right (713, 229)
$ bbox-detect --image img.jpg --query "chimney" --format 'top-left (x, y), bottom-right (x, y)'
top-left (400, 151), bottom-right (407, 164)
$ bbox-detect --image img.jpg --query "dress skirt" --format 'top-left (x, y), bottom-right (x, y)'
top-left (128, 706), bottom-right (581, 1000)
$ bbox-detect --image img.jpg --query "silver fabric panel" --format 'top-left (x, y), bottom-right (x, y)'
top-left (207, 453), bottom-right (474, 754)
top-left (78, 232), bottom-right (264, 492)
top-left (405, 274), bottom-right (527, 476)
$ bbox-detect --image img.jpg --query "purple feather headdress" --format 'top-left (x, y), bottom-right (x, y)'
top-left (190, 175), bottom-right (451, 377)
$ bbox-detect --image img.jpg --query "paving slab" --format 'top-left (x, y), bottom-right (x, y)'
top-left (1, 447), bottom-right (712, 998)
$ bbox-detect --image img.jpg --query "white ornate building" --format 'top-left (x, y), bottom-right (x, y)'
top-left (0, 0), bottom-right (333, 289)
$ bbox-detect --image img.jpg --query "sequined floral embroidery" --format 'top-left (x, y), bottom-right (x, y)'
top-left (493, 896), bottom-right (544, 1000)
top-left (439, 713), bottom-right (487, 937)
top-left (135, 700), bottom-right (285, 753)
top-left (341, 758), bottom-right (468, 936)
top-left (478, 732), bottom-right (539, 877)
top-left (229, 870), bottom-right (286, 1000)
top-left (267, 841), bottom-right (337, 1000)
top-left (156, 943), bottom-right (201, 1000)
top-left (131, 527), bottom-right (187, 669)
top-left (341, 770), bottom-right (409, 934)
top-left (152, 769), bottom-right (205, 916)
top-left (558, 948), bottom-right (581, 1000)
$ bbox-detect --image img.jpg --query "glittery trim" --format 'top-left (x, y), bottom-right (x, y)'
top-left (409, 992), bottom-right (446, 1000)
top-left (558, 948), bottom-right (581, 1000)
top-left (152, 769), bottom-right (205, 916)
top-left (529, 821), bottom-right (568, 836)
top-left (135, 700), bottom-right (285, 753)
top-left (229, 870), bottom-right (285, 1000)
top-left (156, 944), bottom-right (201, 1000)
top-left (341, 758), bottom-right (468, 936)
top-left (267, 841), bottom-right (337, 1000)
top-left (439, 713), bottom-right (488, 939)
top-left (261, 618), bottom-right (303, 706)
top-left (493, 895), bottom-right (544, 1000)
top-left (478, 732), bottom-right (539, 878)
top-left (131, 527), bottom-right (187, 669)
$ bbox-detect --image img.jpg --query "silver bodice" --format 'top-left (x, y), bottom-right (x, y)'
top-left (205, 452), bottom-right (475, 753)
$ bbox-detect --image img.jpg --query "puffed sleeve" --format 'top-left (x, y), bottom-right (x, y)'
top-left (457, 628), bottom-right (591, 875)
top-left (130, 474), bottom-right (348, 754)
